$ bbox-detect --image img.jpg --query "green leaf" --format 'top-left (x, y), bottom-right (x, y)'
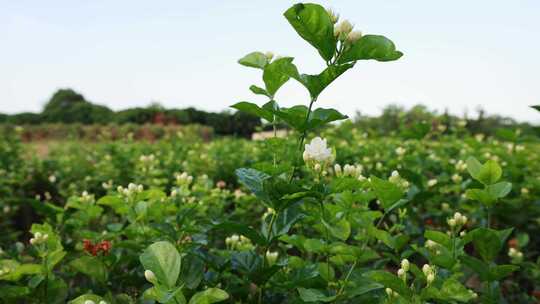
top-left (212, 221), bottom-right (266, 246)
top-left (69, 256), bottom-right (107, 283)
top-left (97, 195), bottom-right (128, 214)
top-left (69, 294), bottom-right (104, 304)
top-left (370, 176), bottom-right (403, 209)
top-left (306, 107), bottom-right (348, 130)
top-left (263, 57), bottom-right (298, 96)
top-left (365, 270), bottom-right (412, 299)
top-left (465, 188), bottom-right (495, 206)
top-left (486, 182), bottom-right (512, 199)
top-left (295, 63), bottom-right (354, 99)
top-left (188, 288), bottom-right (229, 304)
top-left (273, 105), bottom-right (308, 131)
top-left (530, 105), bottom-right (540, 112)
top-left (338, 35), bottom-right (403, 63)
top-left (424, 230), bottom-right (452, 249)
top-left (283, 3), bottom-right (336, 61)
top-left (466, 157), bottom-right (482, 179)
top-left (297, 288), bottom-right (336, 302)
top-left (468, 158), bottom-right (502, 185)
top-left (143, 285), bottom-right (186, 304)
top-left (231, 102), bottom-right (273, 122)
top-left (249, 85), bottom-right (271, 97)
top-left (439, 279), bottom-right (477, 302)
top-left (490, 264), bottom-right (519, 281)
top-left (324, 219), bottom-right (351, 241)
top-left (471, 228), bottom-right (502, 262)
top-left (238, 51), bottom-right (268, 69)
top-left (0, 285), bottom-right (30, 298)
top-left (140, 241), bottom-right (182, 289)
top-left (235, 168), bottom-right (270, 202)
top-left (180, 255), bottom-right (204, 289)
top-left (269, 204), bottom-right (305, 241)
top-left (459, 255), bottom-right (491, 282)
top-left (368, 226), bottom-right (395, 249)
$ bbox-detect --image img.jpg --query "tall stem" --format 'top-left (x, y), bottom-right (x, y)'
top-left (289, 97), bottom-right (317, 182)
top-left (259, 212), bottom-right (277, 304)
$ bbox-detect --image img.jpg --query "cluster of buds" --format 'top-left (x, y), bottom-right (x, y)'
top-left (334, 164), bottom-right (363, 179)
top-left (451, 173), bottom-right (462, 184)
top-left (225, 235), bottom-right (254, 251)
top-left (117, 183), bottom-right (144, 197)
top-left (385, 288), bottom-right (399, 298)
top-left (175, 172), bottom-right (193, 186)
top-left (447, 212), bottom-right (468, 229)
top-left (139, 154), bottom-right (156, 163)
top-left (395, 147), bottom-right (406, 157)
top-left (265, 51), bottom-right (274, 61)
top-left (84, 300), bottom-right (107, 304)
top-left (81, 191), bottom-right (94, 204)
top-left (397, 259), bottom-right (410, 281)
top-left (29, 232), bottom-right (49, 245)
top-left (332, 16), bottom-right (362, 45)
top-left (102, 180), bottom-right (113, 190)
top-left (422, 264), bottom-right (436, 285)
top-left (508, 247), bottom-right (524, 262)
top-left (455, 159), bottom-right (467, 172)
top-left (388, 171), bottom-right (410, 190)
top-left (83, 239), bottom-right (112, 256)
top-left (265, 251), bottom-right (279, 266)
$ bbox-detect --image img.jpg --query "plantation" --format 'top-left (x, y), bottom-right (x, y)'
top-left (1, 3), bottom-right (540, 304)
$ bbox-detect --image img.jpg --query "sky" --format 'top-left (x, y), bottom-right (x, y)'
top-left (1, 0), bottom-right (539, 123)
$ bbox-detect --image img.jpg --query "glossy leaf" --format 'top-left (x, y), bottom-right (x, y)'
top-left (140, 241), bottom-right (182, 289)
top-left (231, 102), bottom-right (273, 122)
top-left (284, 3), bottom-right (336, 61)
top-left (338, 35), bottom-right (403, 63)
top-left (188, 288), bottom-right (229, 304)
top-left (297, 288), bottom-right (336, 302)
top-left (238, 52), bottom-right (268, 69)
top-left (263, 57), bottom-right (298, 96)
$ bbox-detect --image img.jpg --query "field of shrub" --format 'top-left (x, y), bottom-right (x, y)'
top-left (1, 3), bottom-right (540, 304)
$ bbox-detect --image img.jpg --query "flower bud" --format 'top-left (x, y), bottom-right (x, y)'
top-left (346, 30), bottom-right (362, 44)
top-left (84, 301), bottom-right (95, 304)
top-left (144, 270), bottom-right (157, 283)
top-left (401, 259), bottom-right (410, 272)
top-left (326, 8), bottom-right (339, 24)
top-left (265, 251), bottom-right (278, 265)
top-left (99, 301), bottom-right (107, 304)
top-left (397, 268), bottom-right (406, 279)
top-left (426, 273), bottom-right (435, 284)
top-left (447, 218), bottom-right (456, 227)
top-left (265, 51), bottom-right (274, 61)
top-left (334, 164), bottom-right (342, 177)
top-left (337, 20), bottom-right (353, 35)
top-left (422, 264), bottom-right (431, 275)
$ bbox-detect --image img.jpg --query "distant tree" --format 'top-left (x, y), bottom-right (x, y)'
top-left (41, 89), bottom-right (113, 124)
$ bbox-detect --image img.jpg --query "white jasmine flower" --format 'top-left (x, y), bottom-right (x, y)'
top-left (304, 137), bottom-right (333, 163)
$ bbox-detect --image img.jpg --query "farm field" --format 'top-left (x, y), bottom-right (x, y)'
top-left (1, 2), bottom-right (540, 304)
top-left (1, 121), bottom-right (540, 303)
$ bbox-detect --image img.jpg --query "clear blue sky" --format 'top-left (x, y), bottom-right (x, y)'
top-left (1, 0), bottom-right (539, 123)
